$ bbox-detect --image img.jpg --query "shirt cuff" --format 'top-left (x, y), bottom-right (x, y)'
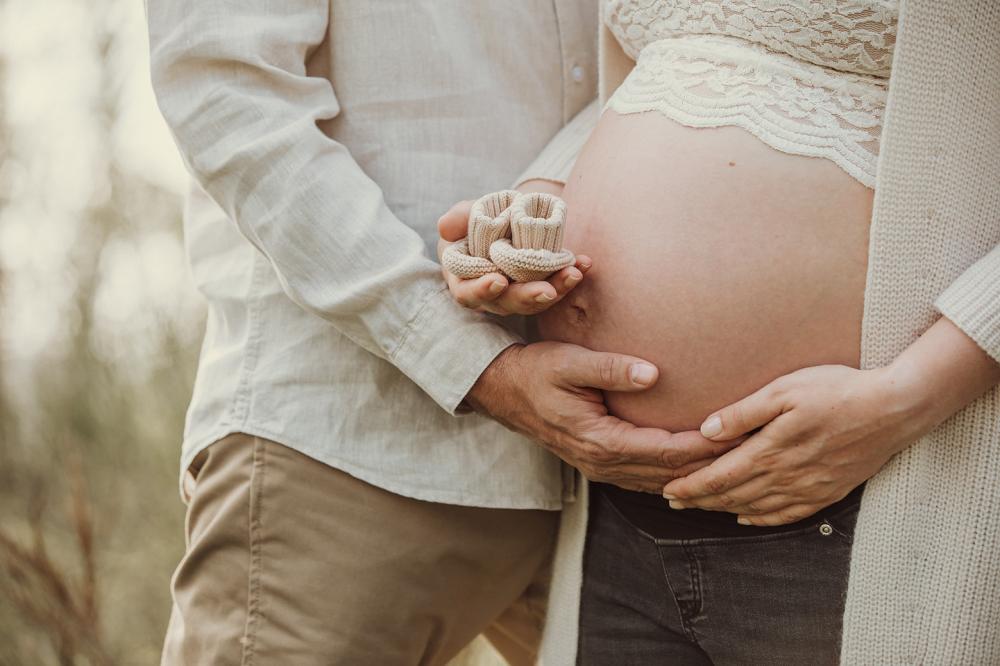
top-left (935, 243), bottom-right (1000, 363)
top-left (513, 100), bottom-right (600, 188)
top-left (391, 286), bottom-right (522, 414)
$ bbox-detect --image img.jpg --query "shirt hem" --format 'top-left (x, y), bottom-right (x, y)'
top-left (178, 426), bottom-right (564, 511)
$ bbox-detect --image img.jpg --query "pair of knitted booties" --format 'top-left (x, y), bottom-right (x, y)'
top-left (441, 190), bottom-right (575, 283)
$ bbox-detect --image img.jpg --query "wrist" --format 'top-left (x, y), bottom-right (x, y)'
top-left (877, 355), bottom-right (947, 443)
top-left (879, 317), bottom-right (1000, 441)
top-left (466, 343), bottom-right (525, 415)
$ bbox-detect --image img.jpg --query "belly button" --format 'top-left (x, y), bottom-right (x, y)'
top-left (564, 294), bottom-right (590, 328)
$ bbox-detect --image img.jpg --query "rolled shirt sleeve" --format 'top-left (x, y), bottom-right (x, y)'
top-left (146, 0), bottom-right (518, 413)
top-left (935, 242), bottom-right (1000, 364)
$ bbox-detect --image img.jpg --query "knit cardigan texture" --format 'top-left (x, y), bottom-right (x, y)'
top-left (527, 1), bottom-right (1000, 663)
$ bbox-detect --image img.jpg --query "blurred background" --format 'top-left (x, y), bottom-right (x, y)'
top-left (0, 0), bottom-right (200, 663)
top-left (0, 0), bottom-right (499, 663)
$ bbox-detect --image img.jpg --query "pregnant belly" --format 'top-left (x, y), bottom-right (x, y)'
top-left (538, 111), bottom-right (873, 432)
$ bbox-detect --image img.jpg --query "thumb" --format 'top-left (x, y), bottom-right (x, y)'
top-left (437, 200), bottom-right (474, 242)
top-left (699, 382), bottom-right (785, 441)
top-left (556, 347), bottom-right (660, 392)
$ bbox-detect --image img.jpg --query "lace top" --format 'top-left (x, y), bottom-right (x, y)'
top-left (604, 0), bottom-right (899, 187)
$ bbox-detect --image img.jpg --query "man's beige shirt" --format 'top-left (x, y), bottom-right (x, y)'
top-left (146, 0), bottom-right (597, 508)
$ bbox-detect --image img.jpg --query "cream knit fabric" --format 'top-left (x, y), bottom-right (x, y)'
top-left (524, 1), bottom-right (1000, 663)
top-left (441, 191), bottom-right (575, 283)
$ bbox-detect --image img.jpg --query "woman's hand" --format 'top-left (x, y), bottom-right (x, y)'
top-left (662, 317), bottom-right (1000, 526)
top-left (661, 364), bottom-right (922, 525)
top-left (437, 181), bottom-right (591, 315)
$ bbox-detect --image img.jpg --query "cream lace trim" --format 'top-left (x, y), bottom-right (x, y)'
top-left (604, 0), bottom-right (898, 77)
top-left (607, 36), bottom-right (888, 187)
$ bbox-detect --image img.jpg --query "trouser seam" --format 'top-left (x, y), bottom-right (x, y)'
top-left (655, 543), bottom-right (703, 647)
top-left (681, 543), bottom-right (704, 631)
top-left (600, 490), bottom-right (686, 633)
top-left (241, 436), bottom-right (267, 665)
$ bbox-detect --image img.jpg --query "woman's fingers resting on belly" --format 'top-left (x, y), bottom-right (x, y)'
top-left (661, 364), bottom-right (929, 525)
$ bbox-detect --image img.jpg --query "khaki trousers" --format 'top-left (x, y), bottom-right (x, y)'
top-left (161, 434), bottom-right (559, 666)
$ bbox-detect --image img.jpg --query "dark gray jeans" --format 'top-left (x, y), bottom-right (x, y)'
top-left (579, 486), bottom-right (859, 665)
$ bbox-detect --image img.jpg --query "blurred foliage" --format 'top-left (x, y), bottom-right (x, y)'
top-left (0, 1), bottom-right (198, 663)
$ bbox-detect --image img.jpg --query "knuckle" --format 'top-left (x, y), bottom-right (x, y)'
top-left (660, 468), bottom-right (682, 482)
top-left (589, 443), bottom-right (620, 466)
top-left (768, 377), bottom-right (796, 402)
top-left (779, 508), bottom-right (805, 523)
top-left (717, 493), bottom-right (735, 508)
top-left (552, 351), bottom-right (574, 379)
top-left (755, 454), bottom-right (777, 473)
top-left (526, 301), bottom-right (549, 315)
top-left (705, 476), bottom-right (729, 494)
top-left (598, 355), bottom-right (619, 386)
top-left (728, 403), bottom-right (748, 430)
top-left (659, 448), bottom-right (686, 470)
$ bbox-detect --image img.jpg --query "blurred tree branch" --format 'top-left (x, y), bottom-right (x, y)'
top-left (0, 0), bottom-right (196, 662)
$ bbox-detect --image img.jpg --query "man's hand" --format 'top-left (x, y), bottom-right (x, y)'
top-left (467, 342), bottom-right (741, 492)
top-left (437, 199), bottom-right (591, 315)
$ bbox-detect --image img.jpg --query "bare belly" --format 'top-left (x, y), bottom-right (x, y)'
top-left (538, 111), bottom-right (872, 432)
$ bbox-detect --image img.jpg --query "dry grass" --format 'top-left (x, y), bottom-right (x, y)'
top-left (0, 458), bottom-right (113, 666)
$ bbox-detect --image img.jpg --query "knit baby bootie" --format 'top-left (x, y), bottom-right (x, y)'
top-left (440, 190), bottom-right (575, 283)
top-left (440, 190), bottom-right (519, 279)
top-left (489, 192), bottom-right (575, 282)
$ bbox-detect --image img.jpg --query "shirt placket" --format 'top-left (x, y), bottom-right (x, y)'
top-left (552, 0), bottom-right (597, 122)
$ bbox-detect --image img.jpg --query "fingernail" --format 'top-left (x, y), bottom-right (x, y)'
top-left (566, 272), bottom-right (582, 286)
top-left (668, 500), bottom-right (686, 510)
top-left (489, 280), bottom-right (505, 295)
top-left (662, 493), bottom-right (676, 500)
top-left (701, 415), bottom-right (723, 438)
top-left (629, 363), bottom-right (656, 386)
top-left (535, 292), bottom-right (554, 303)
top-left (737, 517), bottom-right (752, 526)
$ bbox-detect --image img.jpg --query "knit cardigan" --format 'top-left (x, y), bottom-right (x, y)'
top-left (519, 1), bottom-right (1000, 663)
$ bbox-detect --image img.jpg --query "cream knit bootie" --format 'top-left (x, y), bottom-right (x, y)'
top-left (441, 191), bottom-right (575, 282)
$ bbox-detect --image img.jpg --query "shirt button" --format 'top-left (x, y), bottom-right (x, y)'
top-left (571, 64), bottom-right (585, 83)
top-left (819, 522), bottom-right (834, 536)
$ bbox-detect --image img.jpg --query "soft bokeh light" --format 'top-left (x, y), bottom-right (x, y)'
top-left (0, 0), bottom-right (192, 366)
top-left (0, 0), bottom-right (201, 662)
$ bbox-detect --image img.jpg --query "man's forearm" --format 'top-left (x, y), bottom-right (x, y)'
top-left (147, 0), bottom-right (521, 413)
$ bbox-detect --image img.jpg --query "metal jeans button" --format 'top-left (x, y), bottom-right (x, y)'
top-left (819, 522), bottom-right (834, 536)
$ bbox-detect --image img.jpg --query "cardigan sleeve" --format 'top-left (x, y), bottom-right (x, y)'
top-left (935, 243), bottom-right (1000, 363)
